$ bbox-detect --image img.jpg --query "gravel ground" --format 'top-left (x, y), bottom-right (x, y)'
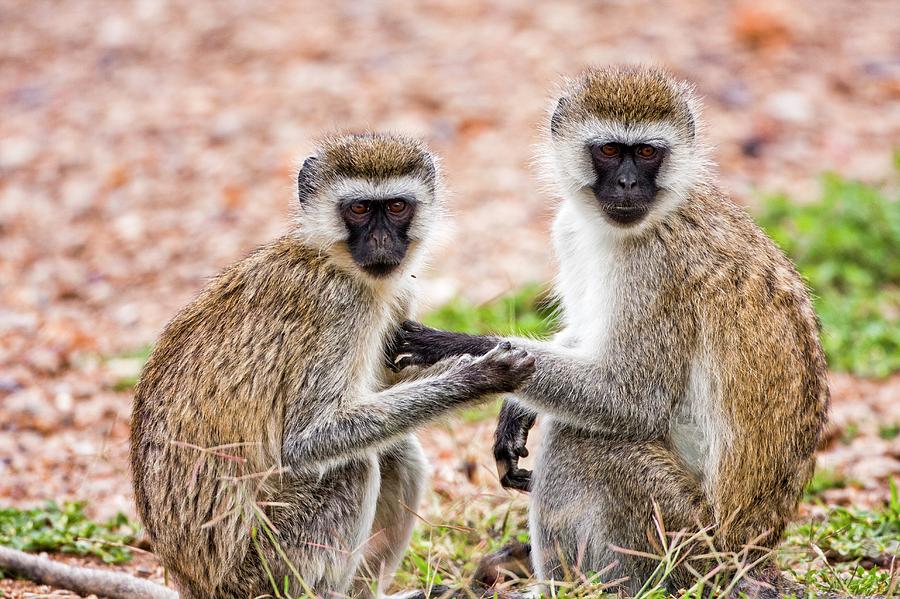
top-left (1, 1), bottom-right (899, 596)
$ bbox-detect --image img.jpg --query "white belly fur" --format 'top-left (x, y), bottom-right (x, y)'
top-left (669, 353), bottom-right (728, 494)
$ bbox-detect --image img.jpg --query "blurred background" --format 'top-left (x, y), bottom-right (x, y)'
top-left (1, 0), bottom-right (899, 595)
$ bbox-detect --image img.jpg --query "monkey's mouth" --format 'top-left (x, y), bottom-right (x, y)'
top-left (361, 261), bottom-right (402, 278)
top-left (600, 203), bottom-right (649, 226)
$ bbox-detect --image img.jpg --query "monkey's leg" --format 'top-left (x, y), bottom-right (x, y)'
top-left (353, 436), bottom-right (428, 598)
top-left (531, 426), bottom-right (711, 596)
top-left (213, 456), bottom-right (381, 599)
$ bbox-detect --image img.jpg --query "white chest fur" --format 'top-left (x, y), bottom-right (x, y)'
top-left (551, 200), bottom-right (722, 487)
top-left (354, 277), bottom-right (415, 394)
top-left (551, 201), bottom-right (623, 354)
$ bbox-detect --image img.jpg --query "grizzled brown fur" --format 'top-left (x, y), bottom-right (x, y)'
top-left (552, 65), bottom-right (696, 139)
top-left (318, 132), bottom-right (437, 184)
top-left (130, 134), bottom-right (533, 599)
top-left (395, 67), bottom-right (829, 596)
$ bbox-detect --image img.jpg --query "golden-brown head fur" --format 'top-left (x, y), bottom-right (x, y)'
top-left (313, 132), bottom-right (437, 185)
top-left (551, 65), bottom-right (697, 141)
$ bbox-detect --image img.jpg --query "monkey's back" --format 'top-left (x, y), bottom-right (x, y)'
top-left (672, 187), bottom-right (829, 548)
top-left (130, 237), bottom-right (370, 594)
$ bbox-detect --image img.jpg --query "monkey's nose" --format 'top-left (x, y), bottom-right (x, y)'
top-left (372, 232), bottom-right (390, 249)
top-left (617, 176), bottom-right (637, 190)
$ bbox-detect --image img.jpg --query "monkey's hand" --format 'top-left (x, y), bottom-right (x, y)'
top-left (493, 399), bottom-right (537, 492)
top-left (451, 341), bottom-right (536, 396)
top-left (390, 320), bottom-right (498, 371)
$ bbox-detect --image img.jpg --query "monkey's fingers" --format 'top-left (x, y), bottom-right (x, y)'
top-left (393, 352), bottom-right (434, 370)
top-left (500, 468), bottom-right (532, 492)
top-left (516, 446), bottom-right (529, 458)
top-left (392, 353), bottom-right (413, 370)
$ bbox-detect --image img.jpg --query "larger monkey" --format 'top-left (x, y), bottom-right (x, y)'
top-left (395, 66), bottom-right (829, 595)
top-left (0, 133), bottom-right (534, 599)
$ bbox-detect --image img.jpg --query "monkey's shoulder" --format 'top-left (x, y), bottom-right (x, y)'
top-left (668, 189), bottom-right (825, 374)
top-left (187, 237), bottom-right (362, 321)
top-left (139, 238), bottom-right (367, 385)
top-left (668, 189), bottom-right (806, 297)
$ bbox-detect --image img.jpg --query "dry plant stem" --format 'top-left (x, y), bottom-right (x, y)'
top-left (0, 546), bottom-right (177, 599)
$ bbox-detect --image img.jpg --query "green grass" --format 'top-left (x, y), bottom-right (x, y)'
top-left (108, 344), bottom-right (152, 391)
top-left (0, 502), bottom-right (139, 570)
top-left (880, 423), bottom-right (900, 440)
top-left (395, 494), bottom-right (530, 589)
top-left (422, 283), bottom-right (558, 338)
top-left (393, 485), bottom-right (900, 598)
top-left (803, 468), bottom-right (849, 499)
top-left (4, 494), bottom-right (895, 597)
top-left (756, 171), bottom-right (900, 377)
top-left (789, 479), bottom-right (900, 564)
top-left (781, 479), bottom-right (900, 596)
top-left (841, 421), bottom-right (861, 444)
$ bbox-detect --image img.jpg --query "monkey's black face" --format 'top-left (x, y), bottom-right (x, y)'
top-left (342, 198), bottom-right (416, 277)
top-left (588, 143), bottom-right (667, 226)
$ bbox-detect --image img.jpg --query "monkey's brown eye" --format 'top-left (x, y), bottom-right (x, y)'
top-left (349, 203), bottom-right (370, 215)
top-left (637, 145), bottom-right (657, 159)
top-left (599, 144), bottom-right (619, 157)
top-left (387, 200), bottom-right (407, 214)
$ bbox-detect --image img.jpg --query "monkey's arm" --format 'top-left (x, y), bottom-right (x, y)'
top-left (493, 329), bottom-right (581, 491)
top-left (283, 345), bottom-right (535, 467)
top-left (396, 323), bottom-right (677, 439)
top-left (390, 321), bottom-right (498, 370)
top-left (514, 347), bottom-right (676, 438)
top-left (390, 322), bottom-right (539, 489)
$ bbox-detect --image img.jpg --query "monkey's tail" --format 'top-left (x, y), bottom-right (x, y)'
top-left (0, 546), bottom-right (178, 599)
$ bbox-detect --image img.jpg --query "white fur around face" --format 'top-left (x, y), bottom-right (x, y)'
top-left (293, 175), bottom-right (446, 292)
top-left (296, 176), bottom-right (437, 246)
top-left (545, 118), bottom-right (710, 240)
top-left (330, 176), bottom-right (434, 208)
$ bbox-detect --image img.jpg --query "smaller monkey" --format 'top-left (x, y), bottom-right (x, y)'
top-left (0, 133), bottom-right (534, 599)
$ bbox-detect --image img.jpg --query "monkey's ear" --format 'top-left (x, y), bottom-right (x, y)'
top-left (422, 154), bottom-right (438, 184)
top-left (550, 97), bottom-right (569, 136)
top-left (685, 114), bottom-right (696, 142)
top-left (297, 156), bottom-right (319, 203)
